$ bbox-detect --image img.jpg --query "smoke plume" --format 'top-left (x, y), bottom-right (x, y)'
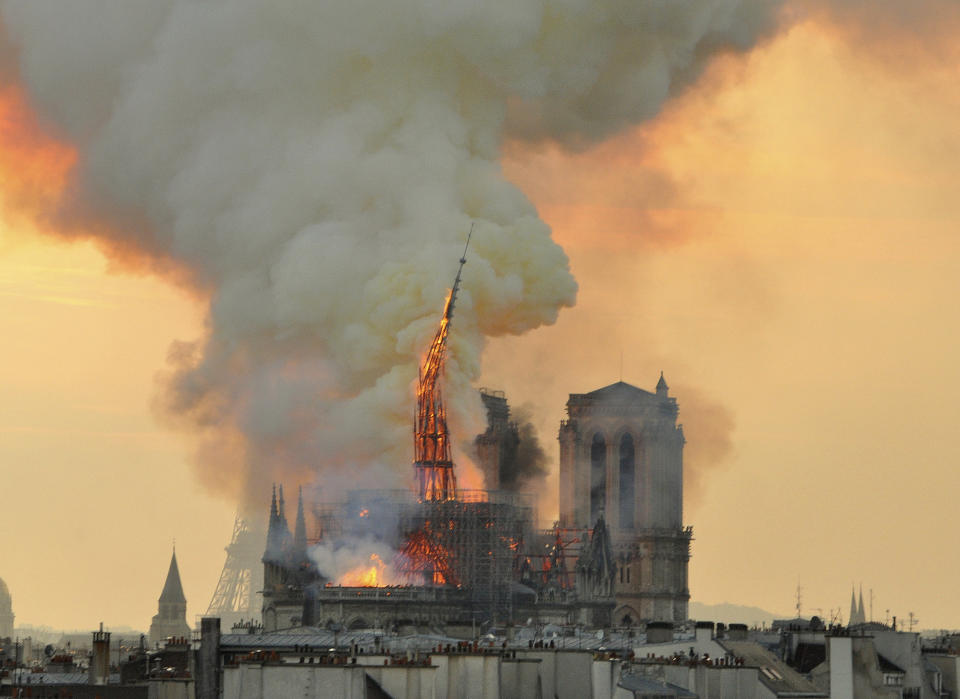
top-left (499, 407), bottom-right (550, 492)
top-left (0, 1), bottom-right (785, 503)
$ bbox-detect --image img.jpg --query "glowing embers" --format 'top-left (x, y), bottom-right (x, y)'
top-left (520, 526), bottom-right (576, 590)
top-left (339, 553), bottom-right (393, 587)
top-left (397, 527), bottom-right (460, 586)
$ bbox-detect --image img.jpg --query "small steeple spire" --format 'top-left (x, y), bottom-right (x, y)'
top-left (293, 486), bottom-right (307, 551)
top-left (278, 485), bottom-right (287, 529)
top-left (656, 371), bottom-right (669, 396)
top-left (849, 586), bottom-right (858, 626)
top-left (857, 584), bottom-right (866, 624)
top-left (269, 484), bottom-right (278, 521)
top-left (159, 548), bottom-right (187, 605)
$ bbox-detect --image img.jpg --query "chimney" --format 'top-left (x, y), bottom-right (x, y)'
top-left (89, 623), bottom-right (111, 686)
top-left (828, 635), bottom-right (854, 699)
top-left (695, 621), bottom-right (715, 644)
top-left (645, 621), bottom-right (674, 644)
top-left (197, 617), bottom-right (221, 699)
top-left (727, 624), bottom-right (748, 641)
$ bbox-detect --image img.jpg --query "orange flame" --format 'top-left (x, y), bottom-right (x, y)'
top-left (340, 554), bottom-right (391, 587)
top-left (397, 529), bottom-right (459, 586)
top-left (414, 231), bottom-right (471, 502)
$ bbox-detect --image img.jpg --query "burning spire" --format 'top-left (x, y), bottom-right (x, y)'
top-left (413, 229), bottom-right (472, 501)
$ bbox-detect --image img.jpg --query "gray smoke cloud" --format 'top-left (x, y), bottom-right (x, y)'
top-left (0, 0), bottom-right (785, 504)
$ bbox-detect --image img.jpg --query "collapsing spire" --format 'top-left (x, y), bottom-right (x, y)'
top-left (414, 229), bottom-right (472, 501)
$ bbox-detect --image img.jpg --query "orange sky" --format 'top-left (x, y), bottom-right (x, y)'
top-left (2, 16), bottom-right (960, 630)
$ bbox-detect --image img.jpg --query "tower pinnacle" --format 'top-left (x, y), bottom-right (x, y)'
top-left (656, 371), bottom-right (669, 395)
top-left (149, 548), bottom-right (190, 645)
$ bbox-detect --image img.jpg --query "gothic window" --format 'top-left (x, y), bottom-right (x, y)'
top-left (590, 433), bottom-right (606, 523)
top-left (619, 433), bottom-right (636, 529)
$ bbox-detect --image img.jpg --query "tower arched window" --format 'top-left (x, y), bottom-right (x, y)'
top-left (619, 433), bottom-right (636, 529)
top-left (590, 433), bottom-right (606, 523)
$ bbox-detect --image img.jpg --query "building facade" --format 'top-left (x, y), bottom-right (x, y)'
top-left (558, 376), bottom-right (691, 623)
top-left (474, 388), bottom-right (519, 491)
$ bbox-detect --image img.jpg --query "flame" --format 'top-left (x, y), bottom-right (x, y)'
top-left (397, 528), bottom-right (459, 586)
top-left (359, 509), bottom-right (369, 518)
top-left (340, 553), bottom-right (391, 587)
top-left (414, 233), bottom-right (470, 502)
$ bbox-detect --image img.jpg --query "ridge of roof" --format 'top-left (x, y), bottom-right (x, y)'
top-left (582, 381), bottom-right (654, 399)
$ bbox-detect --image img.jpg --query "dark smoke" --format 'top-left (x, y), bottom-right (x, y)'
top-left (499, 406), bottom-right (550, 492)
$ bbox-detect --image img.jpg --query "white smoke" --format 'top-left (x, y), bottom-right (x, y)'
top-left (0, 0), bottom-right (783, 503)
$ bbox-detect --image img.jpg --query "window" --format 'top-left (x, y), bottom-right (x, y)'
top-left (619, 434), bottom-right (636, 528)
top-left (591, 433), bottom-right (606, 522)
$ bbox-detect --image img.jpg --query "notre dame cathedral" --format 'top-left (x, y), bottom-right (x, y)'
top-left (558, 375), bottom-right (692, 623)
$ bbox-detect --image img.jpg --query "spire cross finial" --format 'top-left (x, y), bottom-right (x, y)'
top-left (446, 222), bottom-right (474, 322)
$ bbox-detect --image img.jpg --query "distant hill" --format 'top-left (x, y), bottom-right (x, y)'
top-left (688, 601), bottom-right (785, 627)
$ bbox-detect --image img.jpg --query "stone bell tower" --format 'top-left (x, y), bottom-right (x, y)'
top-left (558, 374), bottom-right (691, 623)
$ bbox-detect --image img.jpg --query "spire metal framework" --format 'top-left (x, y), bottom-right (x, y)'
top-left (413, 229), bottom-right (472, 502)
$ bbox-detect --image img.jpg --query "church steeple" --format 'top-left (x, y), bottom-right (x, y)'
top-left (264, 483), bottom-right (293, 562)
top-left (293, 487), bottom-right (307, 552)
top-left (848, 584), bottom-right (866, 626)
top-left (656, 371), bottom-right (669, 396)
top-left (278, 485), bottom-right (288, 531)
top-left (159, 549), bottom-right (186, 605)
top-left (148, 547), bottom-right (190, 645)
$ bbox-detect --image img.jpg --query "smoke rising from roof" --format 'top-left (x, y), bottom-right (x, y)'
top-left (498, 407), bottom-right (550, 492)
top-left (0, 0), bottom-right (785, 503)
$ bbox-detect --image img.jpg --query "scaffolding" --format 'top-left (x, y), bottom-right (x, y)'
top-left (310, 489), bottom-right (535, 625)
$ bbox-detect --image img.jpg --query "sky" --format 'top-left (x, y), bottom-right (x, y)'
top-left (2, 7), bottom-right (960, 632)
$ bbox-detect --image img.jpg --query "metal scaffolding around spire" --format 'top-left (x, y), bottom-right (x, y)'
top-left (414, 227), bottom-right (472, 501)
